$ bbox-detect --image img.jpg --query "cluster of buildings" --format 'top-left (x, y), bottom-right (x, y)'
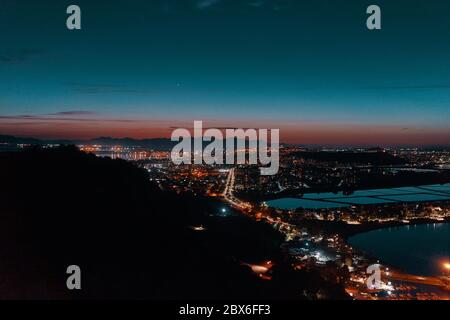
top-left (77, 143), bottom-right (450, 300)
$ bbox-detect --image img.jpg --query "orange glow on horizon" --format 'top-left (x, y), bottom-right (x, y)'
top-left (0, 117), bottom-right (448, 146)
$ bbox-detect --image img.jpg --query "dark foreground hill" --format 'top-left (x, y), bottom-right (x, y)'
top-left (0, 146), bottom-right (348, 299)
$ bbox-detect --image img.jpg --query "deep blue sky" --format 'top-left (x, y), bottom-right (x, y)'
top-left (0, 0), bottom-right (449, 145)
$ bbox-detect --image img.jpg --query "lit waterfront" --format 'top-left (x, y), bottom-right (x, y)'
top-left (220, 165), bottom-right (450, 300)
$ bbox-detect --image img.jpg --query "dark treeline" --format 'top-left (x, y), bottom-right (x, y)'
top-left (0, 146), bottom-right (348, 299)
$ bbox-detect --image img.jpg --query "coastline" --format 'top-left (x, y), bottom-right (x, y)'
top-left (341, 217), bottom-right (450, 240)
top-left (238, 179), bottom-right (450, 203)
top-left (344, 220), bottom-right (450, 295)
top-left (295, 216), bottom-right (450, 241)
top-left (297, 216), bottom-right (450, 297)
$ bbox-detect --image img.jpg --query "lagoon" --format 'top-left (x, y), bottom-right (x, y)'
top-left (348, 223), bottom-right (450, 276)
top-left (265, 183), bottom-right (450, 210)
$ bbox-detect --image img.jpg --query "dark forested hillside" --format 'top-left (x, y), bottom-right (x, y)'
top-left (0, 146), bottom-right (348, 299)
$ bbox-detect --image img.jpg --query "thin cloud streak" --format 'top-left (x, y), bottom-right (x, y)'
top-left (45, 111), bottom-right (97, 116)
top-left (0, 113), bottom-right (137, 123)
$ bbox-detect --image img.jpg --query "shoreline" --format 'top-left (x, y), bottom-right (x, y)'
top-left (239, 180), bottom-right (450, 203)
top-left (295, 216), bottom-right (450, 241)
top-left (342, 217), bottom-right (450, 240)
top-left (344, 220), bottom-right (450, 292)
top-left (299, 217), bottom-right (449, 277)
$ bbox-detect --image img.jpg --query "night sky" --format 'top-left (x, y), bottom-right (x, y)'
top-left (0, 0), bottom-right (449, 146)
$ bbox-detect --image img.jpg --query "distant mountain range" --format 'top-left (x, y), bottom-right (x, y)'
top-left (0, 135), bottom-right (176, 150)
top-left (89, 137), bottom-right (177, 150)
top-left (0, 134), bottom-right (45, 145)
top-left (0, 134), bottom-right (276, 151)
top-left (1, 134), bottom-right (448, 151)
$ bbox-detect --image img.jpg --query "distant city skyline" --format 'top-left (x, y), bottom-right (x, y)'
top-left (1, 0), bottom-right (449, 146)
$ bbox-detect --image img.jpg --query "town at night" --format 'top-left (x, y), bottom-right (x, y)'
top-left (0, 0), bottom-right (449, 316)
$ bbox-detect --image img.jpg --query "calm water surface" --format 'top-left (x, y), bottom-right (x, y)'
top-left (349, 223), bottom-right (450, 276)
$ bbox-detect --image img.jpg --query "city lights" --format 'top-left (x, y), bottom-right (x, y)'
top-left (443, 262), bottom-right (450, 271)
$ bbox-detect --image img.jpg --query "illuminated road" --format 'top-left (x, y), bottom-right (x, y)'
top-left (220, 168), bottom-right (450, 299)
top-left (223, 168), bottom-right (300, 240)
top-left (386, 271), bottom-right (449, 289)
top-left (223, 168), bottom-right (252, 210)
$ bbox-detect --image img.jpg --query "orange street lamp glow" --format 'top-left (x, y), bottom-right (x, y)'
top-left (443, 262), bottom-right (450, 270)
